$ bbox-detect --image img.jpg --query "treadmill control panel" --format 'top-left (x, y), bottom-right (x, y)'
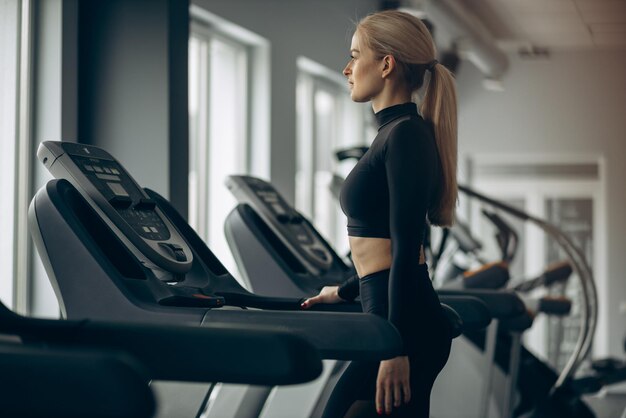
top-left (226, 175), bottom-right (334, 275)
top-left (74, 155), bottom-right (170, 241)
top-left (38, 141), bottom-right (192, 276)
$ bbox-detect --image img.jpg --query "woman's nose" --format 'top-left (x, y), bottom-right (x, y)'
top-left (343, 64), bottom-right (351, 76)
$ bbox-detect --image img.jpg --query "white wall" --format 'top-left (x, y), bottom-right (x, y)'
top-left (191, 0), bottom-right (378, 204)
top-left (455, 51), bottom-right (626, 357)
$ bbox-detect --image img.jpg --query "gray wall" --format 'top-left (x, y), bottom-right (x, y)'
top-left (79, 0), bottom-right (189, 214)
top-left (191, 0), bottom-right (378, 203)
top-left (455, 51), bottom-right (626, 357)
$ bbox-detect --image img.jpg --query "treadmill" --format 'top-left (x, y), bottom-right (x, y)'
top-left (28, 141), bottom-right (402, 418)
top-left (223, 174), bottom-right (538, 418)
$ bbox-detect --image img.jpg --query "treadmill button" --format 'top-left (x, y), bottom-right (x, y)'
top-left (109, 195), bottom-right (133, 209)
top-left (159, 243), bottom-right (188, 262)
top-left (310, 248), bottom-right (329, 261)
top-left (134, 198), bottom-right (156, 211)
top-left (174, 250), bottom-right (187, 262)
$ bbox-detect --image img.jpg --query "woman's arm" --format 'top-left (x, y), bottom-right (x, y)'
top-left (384, 121), bottom-right (437, 353)
top-left (337, 274), bottom-right (360, 301)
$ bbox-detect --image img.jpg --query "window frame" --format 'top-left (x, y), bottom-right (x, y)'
top-left (188, 21), bottom-right (251, 239)
top-left (296, 56), bottom-right (371, 252)
top-left (188, 7), bottom-right (269, 283)
top-left (0, 0), bottom-right (34, 313)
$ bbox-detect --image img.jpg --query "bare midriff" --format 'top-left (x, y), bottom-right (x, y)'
top-left (349, 236), bottom-right (426, 278)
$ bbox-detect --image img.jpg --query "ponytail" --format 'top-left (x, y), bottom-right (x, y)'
top-left (420, 64), bottom-right (458, 227)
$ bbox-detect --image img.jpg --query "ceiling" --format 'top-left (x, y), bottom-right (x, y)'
top-left (459, 0), bottom-right (626, 52)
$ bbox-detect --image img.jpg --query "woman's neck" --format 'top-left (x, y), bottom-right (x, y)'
top-left (371, 87), bottom-right (412, 113)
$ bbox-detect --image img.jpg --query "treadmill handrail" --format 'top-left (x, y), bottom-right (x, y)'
top-left (437, 289), bottom-right (526, 319)
top-left (0, 302), bottom-right (321, 385)
top-left (437, 295), bottom-right (492, 330)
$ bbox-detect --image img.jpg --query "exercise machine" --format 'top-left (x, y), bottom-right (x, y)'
top-left (28, 141), bottom-right (402, 417)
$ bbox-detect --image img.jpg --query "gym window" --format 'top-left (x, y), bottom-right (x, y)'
top-left (0, 0), bottom-right (33, 312)
top-left (296, 57), bottom-right (372, 256)
top-left (188, 7), bottom-right (269, 281)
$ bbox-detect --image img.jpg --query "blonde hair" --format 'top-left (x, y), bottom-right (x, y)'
top-left (357, 10), bottom-right (458, 226)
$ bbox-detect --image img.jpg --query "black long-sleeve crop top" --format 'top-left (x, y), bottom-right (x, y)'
top-left (338, 102), bottom-right (442, 351)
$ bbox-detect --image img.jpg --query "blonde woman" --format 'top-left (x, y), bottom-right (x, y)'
top-left (302, 10), bottom-right (458, 417)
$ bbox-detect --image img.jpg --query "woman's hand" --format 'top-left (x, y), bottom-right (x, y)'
top-left (376, 356), bottom-right (411, 415)
top-left (300, 286), bottom-right (344, 309)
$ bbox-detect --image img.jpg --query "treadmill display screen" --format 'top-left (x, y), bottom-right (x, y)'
top-left (272, 203), bottom-right (286, 215)
top-left (108, 182), bottom-right (129, 197)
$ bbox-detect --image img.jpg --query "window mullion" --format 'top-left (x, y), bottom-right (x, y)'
top-left (15, 0), bottom-right (34, 315)
top-left (237, 45), bottom-right (248, 174)
top-left (201, 38), bottom-right (211, 242)
top-left (245, 45), bottom-right (253, 174)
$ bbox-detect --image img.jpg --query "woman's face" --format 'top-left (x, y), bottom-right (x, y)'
top-left (343, 31), bottom-right (384, 103)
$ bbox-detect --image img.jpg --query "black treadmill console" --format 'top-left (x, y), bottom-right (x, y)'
top-left (37, 141), bottom-right (192, 278)
top-left (226, 175), bottom-right (334, 276)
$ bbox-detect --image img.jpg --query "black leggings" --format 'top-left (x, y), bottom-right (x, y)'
top-left (322, 268), bottom-right (451, 418)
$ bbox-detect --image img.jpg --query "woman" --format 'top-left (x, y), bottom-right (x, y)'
top-left (301, 10), bottom-right (458, 418)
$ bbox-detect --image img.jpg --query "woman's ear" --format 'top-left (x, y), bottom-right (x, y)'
top-left (381, 55), bottom-right (396, 79)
